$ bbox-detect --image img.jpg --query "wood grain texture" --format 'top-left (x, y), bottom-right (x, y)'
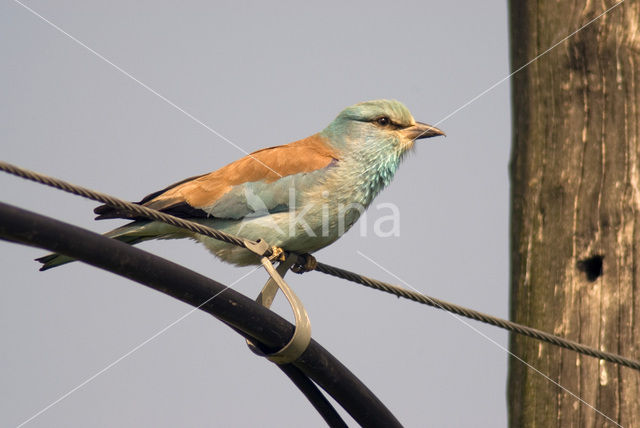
top-left (509, 1), bottom-right (640, 427)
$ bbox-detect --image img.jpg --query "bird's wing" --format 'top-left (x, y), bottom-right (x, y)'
top-left (94, 134), bottom-right (339, 220)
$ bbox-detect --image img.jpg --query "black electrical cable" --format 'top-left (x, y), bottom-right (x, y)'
top-left (279, 364), bottom-right (349, 428)
top-left (0, 202), bottom-right (402, 428)
top-left (2, 160), bottom-right (639, 372)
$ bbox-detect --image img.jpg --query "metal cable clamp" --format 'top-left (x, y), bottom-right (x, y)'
top-left (245, 239), bottom-right (311, 364)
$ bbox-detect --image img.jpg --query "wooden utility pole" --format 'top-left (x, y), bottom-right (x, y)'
top-left (508, 1), bottom-right (640, 427)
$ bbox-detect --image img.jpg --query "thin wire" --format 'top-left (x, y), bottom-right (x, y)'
top-left (6, 0), bottom-right (631, 424)
top-left (2, 160), bottom-right (639, 372)
top-left (315, 260), bottom-right (640, 371)
top-left (356, 251), bottom-right (622, 428)
top-left (0, 161), bottom-right (251, 251)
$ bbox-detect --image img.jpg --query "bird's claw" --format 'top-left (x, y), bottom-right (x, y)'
top-left (269, 246), bottom-right (286, 262)
top-left (291, 254), bottom-right (317, 274)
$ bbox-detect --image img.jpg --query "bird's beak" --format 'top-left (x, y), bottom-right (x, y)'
top-left (403, 122), bottom-right (446, 140)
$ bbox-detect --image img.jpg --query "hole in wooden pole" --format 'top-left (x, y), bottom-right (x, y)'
top-left (577, 255), bottom-right (603, 282)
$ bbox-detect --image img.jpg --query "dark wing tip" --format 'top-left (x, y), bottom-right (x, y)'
top-left (93, 204), bottom-right (110, 215)
top-left (92, 172), bottom-right (209, 221)
top-left (35, 254), bottom-right (58, 271)
top-left (93, 204), bottom-right (138, 220)
top-left (93, 203), bottom-right (117, 219)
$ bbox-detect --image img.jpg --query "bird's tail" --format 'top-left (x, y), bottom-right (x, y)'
top-left (36, 221), bottom-right (175, 271)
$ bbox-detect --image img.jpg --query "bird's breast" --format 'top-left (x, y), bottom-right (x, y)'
top-left (294, 155), bottom-right (400, 239)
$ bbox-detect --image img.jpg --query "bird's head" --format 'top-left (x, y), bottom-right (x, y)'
top-left (320, 99), bottom-right (444, 157)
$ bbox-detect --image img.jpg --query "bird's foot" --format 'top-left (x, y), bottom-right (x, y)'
top-left (291, 254), bottom-right (317, 274)
top-left (268, 246), bottom-right (286, 262)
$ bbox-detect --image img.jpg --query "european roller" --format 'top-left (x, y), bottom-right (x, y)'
top-left (38, 100), bottom-right (444, 271)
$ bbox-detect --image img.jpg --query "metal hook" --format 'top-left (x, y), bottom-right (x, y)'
top-left (245, 240), bottom-right (311, 364)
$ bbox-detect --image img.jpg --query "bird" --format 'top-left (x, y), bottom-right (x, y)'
top-left (37, 99), bottom-right (444, 271)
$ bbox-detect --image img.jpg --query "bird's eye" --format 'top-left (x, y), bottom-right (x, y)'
top-left (376, 116), bottom-right (390, 126)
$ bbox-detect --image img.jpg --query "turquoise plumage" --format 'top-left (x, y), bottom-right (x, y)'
top-left (38, 100), bottom-right (444, 270)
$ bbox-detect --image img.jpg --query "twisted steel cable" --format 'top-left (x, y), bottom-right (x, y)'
top-left (0, 161), bottom-right (250, 250)
top-left (315, 263), bottom-right (640, 370)
top-left (2, 160), bottom-right (639, 371)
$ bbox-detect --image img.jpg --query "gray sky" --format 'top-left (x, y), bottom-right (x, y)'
top-left (1, 1), bottom-right (512, 426)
